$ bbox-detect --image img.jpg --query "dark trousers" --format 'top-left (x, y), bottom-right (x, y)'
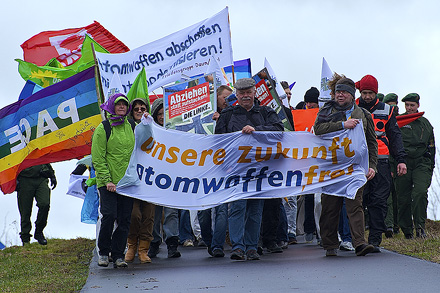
top-left (304, 194), bottom-right (316, 234)
top-left (98, 187), bottom-right (133, 260)
top-left (277, 202), bottom-right (289, 242)
top-left (320, 186), bottom-right (366, 250)
top-left (363, 159), bottom-right (391, 245)
top-left (262, 198), bottom-right (281, 246)
top-left (17, 177), bottom-right (50, 242)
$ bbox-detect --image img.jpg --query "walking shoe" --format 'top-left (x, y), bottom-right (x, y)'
top-left (113, 258), bottom-right (128, 268)
top-left (385, 228), bottom-right (394, 238)
top-left (246, 249), bottom-right (260, 260)
top-left (167, 246), bottom-right (181, 258)
top-left (266, 242), bottom-right (283, 253)
top-left (34, 232), bottom-right (47, 245)
top-left (278, 241), bottom-right (288, 249)
top-left (305, 233), bottom-right (314, 243)
top-left (207, 246), bottom-right (214, 256)
top-left (355, 244), bottom-right (374, 256)
top-left (339, 241), bottom-right (355, 251)
top-left (197, 239), bottom-right (207, 247)
top-left (288, 236), bottom-right (298, 245)
top-left (230, 248), bottom-right (245, 260)
top-left (98, 255), bottom-right (109, 267)
top-left (148, 242), bottom-right (160, 258)
top-left (212, 248), bottom-right (225, 258)
top-left (257, 246), bottom-right (264, 255)
top-left (416, 228), bottom-right (427, 239)
top-left (183, 239), bottom-right (194, 247)
top-left (404, 233), bottom-right (414, 239)
top-left (326, 249), bottom-right (338, 257)
top-left (371, 245), bottom-right (381, 253)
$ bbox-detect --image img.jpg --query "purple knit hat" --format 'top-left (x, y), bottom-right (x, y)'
top-left (100, 93), bottom-right (131, 126)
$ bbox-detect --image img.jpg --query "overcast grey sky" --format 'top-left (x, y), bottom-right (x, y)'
top-left (1, 0), bottom-right (440, 246)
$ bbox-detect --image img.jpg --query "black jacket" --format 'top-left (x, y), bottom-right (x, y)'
top-left (215, 104), bottom-right (284, 134)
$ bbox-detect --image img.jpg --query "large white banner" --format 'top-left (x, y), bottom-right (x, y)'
top-left (117, 117), bottom-right (369, 210)
top-left (95, 8), bottom-right (233, 94)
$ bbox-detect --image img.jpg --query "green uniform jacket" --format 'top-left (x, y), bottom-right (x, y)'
top-left (91, 118), bottom-right (135, 188)
top-left (314, 103), bottom-right (378, 172)
top-left (400, 113), bottom-right (435, 168)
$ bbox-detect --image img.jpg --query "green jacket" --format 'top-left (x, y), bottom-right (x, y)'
top-left (91, 118), bottom-right (135, 188)
top-left (314, 103), bottom-right (378, 172)
top-left (400, 113), bottom-right (435, 165)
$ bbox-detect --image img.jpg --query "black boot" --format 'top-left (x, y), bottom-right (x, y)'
top-left (148, 241), bottom-right (160, 258)
top-left (166, 236), bottom-right (181, 258)
top-left (34, 231), bottom-right (47, 245)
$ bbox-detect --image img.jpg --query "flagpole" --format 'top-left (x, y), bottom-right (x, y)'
top-left (90, 42), bottom-right (106, 121)
top-left (231, 65), bottom-right (236, 85)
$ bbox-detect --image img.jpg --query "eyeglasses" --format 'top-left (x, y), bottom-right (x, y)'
top-left (134, 107), bottom-right (147, 112)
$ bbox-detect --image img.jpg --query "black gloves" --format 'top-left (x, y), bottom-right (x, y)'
top-left (50, 176), bottom-right (57, 190)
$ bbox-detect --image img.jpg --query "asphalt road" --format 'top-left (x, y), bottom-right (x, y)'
top-left (81, 236), bottom-right (440, 292)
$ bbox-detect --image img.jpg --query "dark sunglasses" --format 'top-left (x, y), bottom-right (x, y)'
top-left (134, 107), bottom-right (147, 112)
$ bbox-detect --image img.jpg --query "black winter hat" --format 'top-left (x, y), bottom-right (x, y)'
top-left (304, 87), bottom-right (320, 103)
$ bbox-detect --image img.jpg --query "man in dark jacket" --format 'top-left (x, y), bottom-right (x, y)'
top-left (314, 77), bottom-right (377, 257)
top-left (215, 78), bottom-right (283, 260)
top-left (356, 75), bottom-right (407, 252)
top-left (16, 164), bottom-right (57, 245)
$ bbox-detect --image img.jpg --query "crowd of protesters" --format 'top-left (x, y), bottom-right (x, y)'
top-left (36, 73), bottom-right (431, 268)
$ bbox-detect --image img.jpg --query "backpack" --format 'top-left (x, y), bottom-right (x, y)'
top-left (102, 119), bottom-right (136, 141)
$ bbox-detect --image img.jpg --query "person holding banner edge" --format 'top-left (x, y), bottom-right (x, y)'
top-left (215, 78), bottom-right (284, 261)
top-left (314, 77), bottom-right (377, 257)
top-left (92, 93), bottom-right (135, 268)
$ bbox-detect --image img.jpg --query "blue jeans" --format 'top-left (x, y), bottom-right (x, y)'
top-left (283, 196), bottom-right (297, 238)
top-left (339, 199), bottom-right (352, 242)
top-left (229, 199), bottom-right (264, 252)
top-left (198, 203), bottom-right (228, 250)
top-left (152, 205), bottom-right (179, 244)
top-left (179, 209), bottom-right (194, 243)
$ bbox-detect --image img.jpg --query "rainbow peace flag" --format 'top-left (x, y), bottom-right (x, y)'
top-left (0, 67), bottom-right (102, 194)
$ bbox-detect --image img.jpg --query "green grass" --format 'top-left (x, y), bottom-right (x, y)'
top-left (0, 238), bottom-right (95, 293)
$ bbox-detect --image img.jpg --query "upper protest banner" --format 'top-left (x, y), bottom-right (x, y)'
top-left (21, 21), bottom-right (129, 66)
top-left (0, 67), bottom-right (101, 194)
top-left (95, 7), bottom-right (233, 94)
top-left (116, 118), bottom-right (369, 210)
top-left (163, 73), bottom-right (217, 134)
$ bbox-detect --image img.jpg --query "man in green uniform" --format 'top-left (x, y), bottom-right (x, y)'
top-left (16, 164), bottom-right (57, 245)
top-left (395, 93), bottom-right (435, 239)
top-left (383, 93), bottom-right (400, 237)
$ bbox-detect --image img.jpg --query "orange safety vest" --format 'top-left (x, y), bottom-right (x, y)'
top-left (357, 99), bottom-right (393, 158)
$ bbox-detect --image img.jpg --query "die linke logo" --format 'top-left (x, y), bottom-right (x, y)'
top-left (168, 82), bottom-right (210, 119)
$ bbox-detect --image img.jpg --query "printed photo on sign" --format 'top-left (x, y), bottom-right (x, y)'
top-left (163, 73), bottom-right (217, 134)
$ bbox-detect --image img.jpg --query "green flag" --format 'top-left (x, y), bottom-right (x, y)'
top-left (16, 35), bottom-right (110, 87)
top-left (127, 68), bottom-right (150, 110)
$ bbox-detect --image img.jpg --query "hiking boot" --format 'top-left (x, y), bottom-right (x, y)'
top-left (416, 228), bottom-right (427, 239)
top-left (125, 237), bottom-right (138, 263)
top-left (113, 258), bottom-right (128, 268)
top-left (34, 231), bottom-right (47, 245)
top-left (98, 255), bottom-right (109, 267)
top-left (138, 240), bottom-right (151, 264)
top-left (230, 248), bottom-right (245, 260)
top-left (246, 249), bottom-right (260, 260)
top-left (404, 233), bottom-right (414, 240)
top-left (212, 248), bottom-right (225, 257)
top-left (326, 249), bottom-right (338, 257)
top-left (266, 242), bottom-right (283, 253)
top-left (167, 246), bottom-right (181, 258)
top-left (339, 241), bottom-right (355, 251)
top-left (148, 242), bottom-right (160, 258)
top-left (385, 228), bottom-right (394, 238)
top-left (355, 244), bottom-right (374, 256)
